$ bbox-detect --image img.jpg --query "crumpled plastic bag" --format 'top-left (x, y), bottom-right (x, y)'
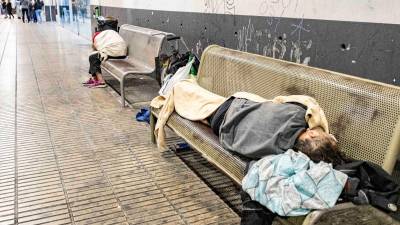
top-left (158, 58), bottom-right (194, 97)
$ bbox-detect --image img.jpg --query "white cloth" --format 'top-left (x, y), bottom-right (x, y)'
top-left (94, 30), bottom-right (127, 61)
top-left (159, 58), bottom-right (194, 97)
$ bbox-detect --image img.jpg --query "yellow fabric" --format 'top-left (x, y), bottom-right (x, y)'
top-left (152, 79), bottom-right (224, 149)
top-left (272, 95), bottom-right (330, 134)
top-left (151, 79), bottom-right (329, 149)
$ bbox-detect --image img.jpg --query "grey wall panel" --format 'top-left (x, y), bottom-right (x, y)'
top-left (93, 6), bottom-right (400, 86)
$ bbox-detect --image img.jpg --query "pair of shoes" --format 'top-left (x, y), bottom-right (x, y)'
top-left (82, 77), bottom-right (95, 86)
top-left (88, 81), bottom-right (107, 88)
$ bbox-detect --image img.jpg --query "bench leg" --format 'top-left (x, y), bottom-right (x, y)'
top-left (150, 111), bottom-right (157, 144)
top-left (120, 78), bottom-right (125, 107)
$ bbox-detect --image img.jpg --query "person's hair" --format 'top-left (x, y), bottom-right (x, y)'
top-left (293, 134), bottom-right (346, 166)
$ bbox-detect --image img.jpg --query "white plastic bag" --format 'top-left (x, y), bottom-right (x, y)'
top-left (158, 58), bottom-right (194, 96)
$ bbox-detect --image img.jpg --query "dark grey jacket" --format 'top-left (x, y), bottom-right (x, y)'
top-left (20, 0), bottom-right (29, 9)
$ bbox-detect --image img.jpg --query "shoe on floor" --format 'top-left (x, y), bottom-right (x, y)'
top-left (88, 81), bottom-right (107, 88)
top-left (82, 77), bottom-right (95, 86)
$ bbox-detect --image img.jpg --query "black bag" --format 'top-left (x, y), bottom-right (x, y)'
top-left (166, 51), bottom-right (199, 75)
top-left (241, 191), bottom-right (276, 225)
top-left (335, 160), bottom-right (400, 213)
top-left (97, 17), bottom-right (118, 32)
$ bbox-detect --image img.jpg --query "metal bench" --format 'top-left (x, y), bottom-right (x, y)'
top-left (101, 24), bottom-right (176, 107)
top-left (150, 45), bottom-right (400, 224)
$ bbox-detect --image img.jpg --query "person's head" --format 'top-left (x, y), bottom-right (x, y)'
top-left (294, 127), bottom-right (345, 166)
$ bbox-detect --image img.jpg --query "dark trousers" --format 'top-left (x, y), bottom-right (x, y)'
top-left (89, 53), bottom-right (126, 77)
top-left (241, 191), bottom-right (276, 225)
top-left (31, 10), bottom-right (37, 23)
top-left (28, 10), bottom-right (33, 21)
top-left (240, 162), bottom-right (277, 225)
top-left (22, 8), bottom-right (29, 22)
top-left (89, 53), bottom-right (102, 76)
top-left (7, 9), bottom-right (13, 18)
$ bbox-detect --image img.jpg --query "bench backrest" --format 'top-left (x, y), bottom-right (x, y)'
top-left (197, 45), bottom-right (400, 174)
top-left (119, 24), bottom-right (174, 70)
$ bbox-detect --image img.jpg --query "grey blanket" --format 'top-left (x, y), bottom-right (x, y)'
top-left (219, 98), bottom-right (307, 159)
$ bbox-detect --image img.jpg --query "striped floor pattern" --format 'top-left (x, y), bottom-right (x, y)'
top-left (0, 19), bottom-right (240, 225)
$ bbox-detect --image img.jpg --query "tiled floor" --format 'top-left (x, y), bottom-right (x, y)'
top-left (0, 19), bottom-right (240, 225)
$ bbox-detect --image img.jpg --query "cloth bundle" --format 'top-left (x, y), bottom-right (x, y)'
top-left (93, 30), bottom-right (127, 61)
top-left (242, 149), bottom-right (348, 216)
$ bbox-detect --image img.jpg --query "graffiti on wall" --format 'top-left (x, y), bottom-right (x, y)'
top-left (198, 0), bottom-right (399, 85)
top-left (236, 18), bottom-right (312, 65)
top-left (98, 0), bottom-right (400, 85)
top-left (235, 0), bottom-right (313, 65)
top-left (203, 0), bottom-right (313, 65)
top-left (204, 0), bottom-right (236, 15)
top-left (197, 0), bottom-right (237, 55)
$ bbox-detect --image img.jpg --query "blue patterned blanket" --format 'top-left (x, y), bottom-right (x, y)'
top-left (242, 149), bottom-right (348, 216)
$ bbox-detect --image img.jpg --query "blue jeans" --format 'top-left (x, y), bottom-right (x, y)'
top-left (35, 9), bottom-right (42, 23)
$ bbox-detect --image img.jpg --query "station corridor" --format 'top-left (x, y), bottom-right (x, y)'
top-left (0, 20), bottom-right (240, 225)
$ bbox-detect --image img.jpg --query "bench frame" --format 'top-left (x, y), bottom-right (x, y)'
top-left (101, 24), bottom-right (176, 107)
top-left (150, 45), bottom-right (400, 224)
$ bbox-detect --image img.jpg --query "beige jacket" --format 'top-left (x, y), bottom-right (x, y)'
top-left (151, 79), bottom-right (329, 149)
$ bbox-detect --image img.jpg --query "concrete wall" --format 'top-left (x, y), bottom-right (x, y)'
top-left (90, 0), bottom-right (400, 85)
top-left (92, 0), bottom-right (400, 25)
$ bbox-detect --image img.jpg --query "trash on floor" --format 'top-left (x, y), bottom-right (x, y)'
top-left (174, 142), bottom-right (190, 151)
top-left (135, 108), bottom-right (150, 124)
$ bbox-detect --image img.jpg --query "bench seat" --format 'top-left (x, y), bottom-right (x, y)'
top-left (150, 98), bottom-right (400, 225)
top-left (150, 44), bottom-right (400, 224)
top-left (101, 24), bottom-right (176, 106)
top-left (102, 59), bottom-right (153, 81)
top-left (152, 107), bottom-right (247, 184)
